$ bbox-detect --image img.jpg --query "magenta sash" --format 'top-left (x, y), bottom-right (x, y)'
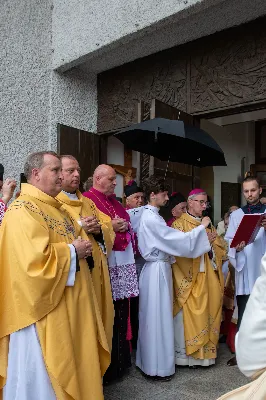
top-left (83, 188), bottom-right (131, 251)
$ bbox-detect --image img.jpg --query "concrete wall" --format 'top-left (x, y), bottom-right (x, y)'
top-left (52, 0), bottom-right (210, 70)
top-left (53, 0), bottom-right (266, 73)
top-left (0, 0), bottom-right (53, 183)
top-left (0, 0), bottom-right (98, 187)
top-left (50, 68), bottom-right (97, 149)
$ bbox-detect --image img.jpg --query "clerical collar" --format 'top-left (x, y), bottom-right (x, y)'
top-left (187, 211), bottom-right (201, 221)
top-left (242, 201), bottom-right (266, 214)
top-left (63, 191), bottom-right (78, 201)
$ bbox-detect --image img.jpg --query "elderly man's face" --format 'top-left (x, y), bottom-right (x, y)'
top-left (188, 194), bottom-right (208, 217)
top-left (126, 192), bottom-right (144, 209)
top-left (172, 201), bottom-right (187, 218)
top-left (98, 169), bottom-right (117, 196)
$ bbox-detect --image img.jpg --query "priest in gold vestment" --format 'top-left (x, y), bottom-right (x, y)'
top-left (172, 189), bottom-right (225, 367)
top-left (57, 155), bottom-right (115, 350)
top-left (0, 152), bottom-right (110, 400)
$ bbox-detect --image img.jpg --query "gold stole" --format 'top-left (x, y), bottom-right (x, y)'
top-left (57, 190), bottom-right (115, 353)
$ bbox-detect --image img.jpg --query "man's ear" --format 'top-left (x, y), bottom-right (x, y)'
top-left (31, 168), bottom-right (40, 181)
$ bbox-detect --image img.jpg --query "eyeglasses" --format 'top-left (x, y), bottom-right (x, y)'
top-left (193, 199), bottom-right (210, 208)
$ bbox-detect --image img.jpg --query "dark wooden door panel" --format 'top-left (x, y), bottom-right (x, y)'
top-left (221, 182), bottom-right (241, 218)
top-left (58, 124), bottom-right (80, 157)
top-left (57, 124), bottom-right (106, 187)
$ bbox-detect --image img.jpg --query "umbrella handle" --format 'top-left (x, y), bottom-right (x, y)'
top-left (164, 156), bottom-right (170, 181)
top-left (155, 127), bottom-right (159, 142)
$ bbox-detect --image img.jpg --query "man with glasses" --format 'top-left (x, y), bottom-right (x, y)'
top-left (171, 188), bottom-right (225, 368)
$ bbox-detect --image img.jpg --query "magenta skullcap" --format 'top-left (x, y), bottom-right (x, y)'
top-left (188, 188), bottom-right (206, 197)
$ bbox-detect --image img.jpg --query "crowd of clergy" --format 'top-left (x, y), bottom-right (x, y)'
top-left (1, 152), bottom-right (266, 399)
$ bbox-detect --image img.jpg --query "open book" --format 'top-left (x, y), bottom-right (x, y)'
top-left (230, 213), bottom-right (265, 248)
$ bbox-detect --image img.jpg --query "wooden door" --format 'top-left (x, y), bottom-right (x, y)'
top-left (137, 101), bottom-right (152, 182)
top-left (57, 124), bottom-right (107, 189)
top-left (221, 182), bottom-right (241, 217)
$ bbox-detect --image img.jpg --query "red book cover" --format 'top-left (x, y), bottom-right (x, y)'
top-left (230, 213), bottom-right (265, 248)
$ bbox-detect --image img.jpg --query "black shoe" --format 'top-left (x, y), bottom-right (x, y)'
top-left (227, 356), bottom-right (237, 366)
top-left (219, 335), bottom-right (227, 343)
top-left (141, 371), bottom-right (172, 381)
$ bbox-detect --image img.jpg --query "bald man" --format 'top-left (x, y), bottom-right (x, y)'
top-left (84, 165), bottom-right (139, 383)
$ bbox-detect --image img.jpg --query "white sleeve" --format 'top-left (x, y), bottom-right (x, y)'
top-left (236, 251), bottom-right (266, 378)
top-left (225, 213), bottom-right (246, 271)
top-left (127, 206), bottom-right (145, 233)
top-left (66, 244), bottom-right (77, 287)
top-left (139, 213), bottom-right (211, 259)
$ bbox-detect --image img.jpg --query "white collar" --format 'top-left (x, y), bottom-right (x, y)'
top-left (146, 204), bottom-right (160, 213)
top-left (63, 190), bottom-right (78, 200)
top-left (187, 211), bottom-right (201, 221)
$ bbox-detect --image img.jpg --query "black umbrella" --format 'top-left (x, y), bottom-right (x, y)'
top-left (115, 118), bottom-right (226, 167)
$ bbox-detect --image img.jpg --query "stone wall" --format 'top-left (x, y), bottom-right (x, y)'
top-left (0, 0), bottom-right (97, 182)
top-left (0, 0), bottom-right (53, 181)
top-left (50, 68), bottom-right (97, 150)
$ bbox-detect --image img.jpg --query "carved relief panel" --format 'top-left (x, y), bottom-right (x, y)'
top-left (190, 21), bottom-right (266, 113)
top-left (98, 18), bottom-right (266, 131)
top-left (98, 49), bottom-right (187, 133)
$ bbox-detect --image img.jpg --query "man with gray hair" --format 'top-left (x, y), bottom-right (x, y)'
top-left (171, 188), bottom-right (225, 368)
top-left (0, 151), bottom-right (109, 400)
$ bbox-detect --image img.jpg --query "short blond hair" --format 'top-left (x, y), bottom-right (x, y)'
top-left (24, 151), bottom-right (59, 180)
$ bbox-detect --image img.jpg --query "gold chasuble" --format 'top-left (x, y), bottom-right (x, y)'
top-left (57, 190), bottom-right (115, 351)
top-left (0, 184), bottom-right (109, 400)
top-left (172, 213), bottom-right (225, 360)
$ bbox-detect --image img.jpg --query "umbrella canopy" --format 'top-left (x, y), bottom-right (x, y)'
top-left (115, 118), bottom-right (226, 167)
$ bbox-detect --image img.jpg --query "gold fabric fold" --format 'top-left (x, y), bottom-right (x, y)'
top-left (0, 184), bottom-right (108, 399)
top-left (172, 213), bottom-right (225, 359)
top-left (57, 190), bottom-right (115, 354)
